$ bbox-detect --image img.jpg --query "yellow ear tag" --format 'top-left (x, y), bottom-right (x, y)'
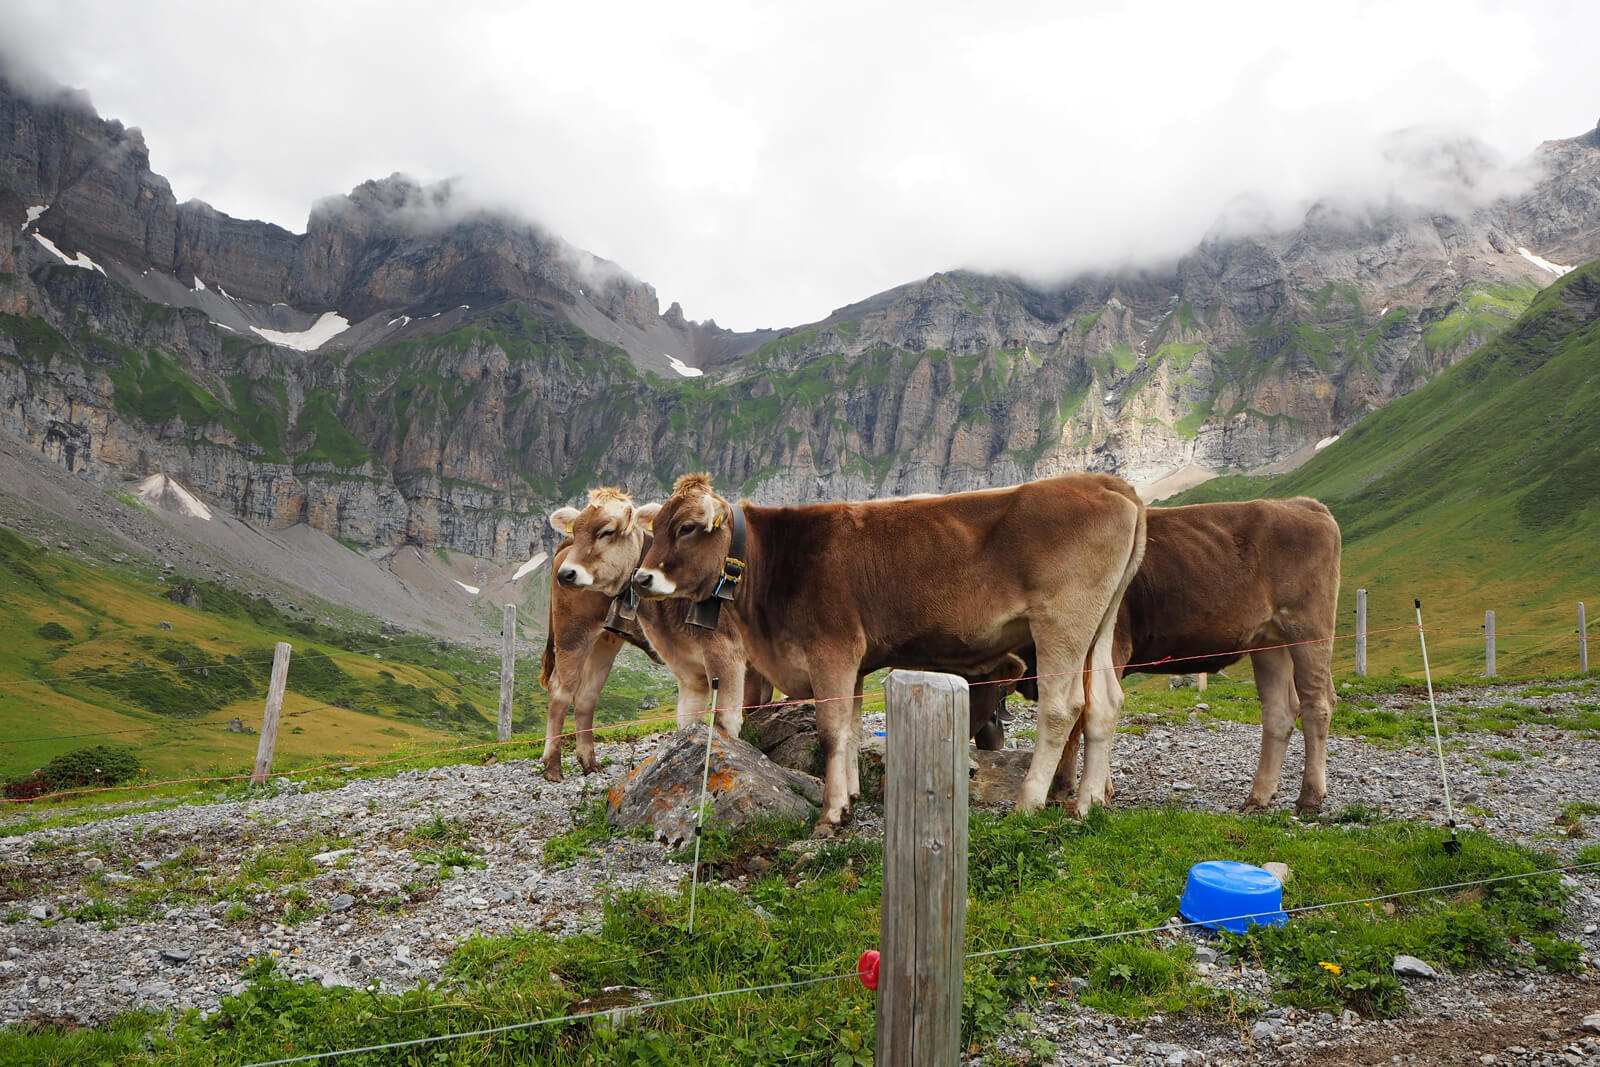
top-left (711, 516), bottom-right (721, 530)
top-left (565, 524), bottom-right (573, 534)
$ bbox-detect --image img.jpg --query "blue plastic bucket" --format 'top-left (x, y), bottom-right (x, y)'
top-left (1179, 860), bottom-right (1288, 933)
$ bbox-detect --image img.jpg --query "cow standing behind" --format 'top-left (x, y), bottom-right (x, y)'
top-left (542, 489), bottom-right (761, 781)
top-left (538, 536), bottom-right (662, 781)
top-left (974, 498), bottom-right (1342, 815)
top-left (633, 473), bottom-right (1147, 836)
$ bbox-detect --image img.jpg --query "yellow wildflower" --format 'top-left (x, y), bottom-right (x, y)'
top-left (1318, 961), bottom-right (1341, 975)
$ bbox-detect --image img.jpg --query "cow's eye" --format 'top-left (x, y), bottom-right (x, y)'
top-left (677, 523), bottom-right (696, 538)
top-left (597, 528), bottom-right (611, 539)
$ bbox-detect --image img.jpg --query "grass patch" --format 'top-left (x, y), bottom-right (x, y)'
top-left (5, 806), bottom-right (1571, 1065)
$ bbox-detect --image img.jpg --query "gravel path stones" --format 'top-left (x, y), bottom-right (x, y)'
top-left (2, 682), bottom-right (1599, 1066)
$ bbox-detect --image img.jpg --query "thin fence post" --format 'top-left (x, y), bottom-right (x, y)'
top-left (879, 670), bottom-right (968, 1067)
top-left (498, 604), bottom-right (516, 743)
top-left (1355, 589), bottom-right (1368, 676)
top-left (252, 642), bottom-right (291, 785)
top-left (1485, 610), bottom-right (1496, 678)
top-left (1580, 602), bottom-right (1589, 675)
top-left (1196, 673), bottom-right (1207, 692)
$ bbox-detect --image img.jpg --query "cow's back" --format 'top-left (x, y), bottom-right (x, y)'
top-left (740, 473), bottom-right (1144, 679)
top-left (1120, 497), bottom-right (1340, 671)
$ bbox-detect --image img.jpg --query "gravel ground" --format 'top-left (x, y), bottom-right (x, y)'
top-left (3, 682), bottom-right (1600, 1065)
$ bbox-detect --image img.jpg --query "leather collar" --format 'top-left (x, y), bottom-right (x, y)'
top-left (686, 501), bottom-right (746, 630)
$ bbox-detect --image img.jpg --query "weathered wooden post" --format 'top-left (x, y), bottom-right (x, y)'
top-left (498, 603), bottom-right (517, 743)
top-left (1196, 672), bottom-right (1207, 692)
top-left (1580, 602), bottom-right (1589, 675)
top-left (1355, 589), bottom-right (1368, 676)
top-left (879, 670), bottom-right (968, 1067)
top-left (252, 642), bottom-right (291, 785)
top-left (1485, 610), bottom-right (1496, 678)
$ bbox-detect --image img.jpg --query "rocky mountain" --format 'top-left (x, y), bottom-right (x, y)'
top-left (3, 65), bottom-right (1598, 565)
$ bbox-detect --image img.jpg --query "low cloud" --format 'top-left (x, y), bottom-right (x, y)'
top-left (3, 0), bottom-right (1596, 331)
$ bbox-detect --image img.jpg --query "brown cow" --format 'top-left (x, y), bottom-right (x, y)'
top-left (537, 536), bottom-right (662, 781)
top-left (632, 473), bottom-right (1147, 835)
top-left (974, 498), bottom-right (1342, 815)
top-left (544, 489), bottom-right (762, 772)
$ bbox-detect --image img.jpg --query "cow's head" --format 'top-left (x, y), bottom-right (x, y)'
top-left (632, 473), bottom-right (733, 601)
top-left (548, 487), bottom-right (647, 597)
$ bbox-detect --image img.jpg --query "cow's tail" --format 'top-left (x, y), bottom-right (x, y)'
top-left (1089, 493), bottom-right (1147, 686)
top-left (539, 605), bottom-right (556, 691)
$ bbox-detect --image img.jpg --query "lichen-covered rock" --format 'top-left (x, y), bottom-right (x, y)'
top-left (606, 725), bottom-right (821, 848)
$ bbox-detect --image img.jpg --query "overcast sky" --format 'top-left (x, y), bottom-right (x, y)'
top-left (4, 0), bottom-right (1598, 331)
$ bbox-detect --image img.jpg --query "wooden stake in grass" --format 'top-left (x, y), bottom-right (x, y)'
top-left (252, 642), bottom-right (291, 786)
top-left (498, 604), bottom-right (516, 743)
top-left (879, 670), bottom-right (968, 1067)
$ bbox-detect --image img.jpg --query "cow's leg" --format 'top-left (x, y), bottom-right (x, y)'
top-left (571, 633), bottom-right (623, 775)
top-left (541, 674), bottom-right (573, 782)
top-left (971, 679), bottom-right (1007, 750)
top-left (1288, 636), bottom-right (1336, 815)
top-left (847, 676), bottom-right (865, 802)
top-left (1071, 623), bottom-right (1124, 816)
top-left (1051, 669), bottom-right (1097, 799)
top-left (675, 669), bottom-right (713, 731)
top-left (710, 656), bottom-right (747, 739)
top-left (811, 662), bottom-right (861, 837)
top-left (1244, 647), bottom-right (1297, 811)
top-left (743, 671), bottom-right (773, 713)
top-left (1019, 629), bottom-right (1092, 814)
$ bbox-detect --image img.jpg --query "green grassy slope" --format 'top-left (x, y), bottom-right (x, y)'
top-left (1171, 259), bottom-right (1600, 678)
top-left (0, 527), bottom-right (502, 785)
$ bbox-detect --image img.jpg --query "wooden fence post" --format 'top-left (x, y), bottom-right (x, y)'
top-left (1196, 673), bottom-right (1207, 692)
top-left (879, 670), bottom-right (968, 1067)
top-left (498, 604), bottom-right (516, 743)
top-left (1355, 589), bottom-right (1368, 676)
top-left (252, 642), bottom-right (291, 785)
top-left (1580, 602), bottom-right (1590, 675)
top-left (1485, 610), bottom-right (1496, 678)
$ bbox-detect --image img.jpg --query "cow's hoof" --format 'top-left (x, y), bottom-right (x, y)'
top-left (1293, 796), bottom-right (1325, 817)
top-left (810, 821), bottom-right (841, 840)
top-left (578, 756), bottom-right (601, 775)
top-left (1239, 797), bottom-right (1270, 814)
top-left (542, 763), bottom-right (564, 783)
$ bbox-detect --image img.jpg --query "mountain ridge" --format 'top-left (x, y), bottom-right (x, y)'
top-left (3, 65), bottom-right (1599, 566)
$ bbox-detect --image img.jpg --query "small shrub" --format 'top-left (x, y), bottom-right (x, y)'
top-left (35, 621), bottom-right (73, 641)
top-left (4, 744), bottom-right (142, 798)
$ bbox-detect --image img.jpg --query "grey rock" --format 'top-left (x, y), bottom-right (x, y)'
top-left (311, 849), bottom-right (356, 867)
top-left (1393, 954), bottom-right (1438, 978)
top-left (1251, 1019), bottom-right (1283, 1042)
top-left (328, 894), bottom-right (356, 914)
top-left (160, 948), bottom-right (192, 963)
top-left (1582, 1013), bottom-right (1600, 1034)
top-left (606, 726), bottom-right (822, 848)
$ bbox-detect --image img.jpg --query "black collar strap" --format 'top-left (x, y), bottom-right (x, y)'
top-left (686, 501), bottom-right (746, 630)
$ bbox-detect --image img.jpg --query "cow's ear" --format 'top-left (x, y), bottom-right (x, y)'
top-left (699, 493), bottom-right (728, 530)
top-left (549, 506), bottom-right (581, 535)
top-left (634, 502), bottom-right (662, 532)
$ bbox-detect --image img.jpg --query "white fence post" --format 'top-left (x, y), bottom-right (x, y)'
top-left (1485, 610), bottom-right (1496, 678)
top-left (498, 604), bottom-right (517, 743)
top-left (252, 642), bottom-right (291, 785)
top-left (879, 670), bottom-right (968, 1067)
top-left (1355, 589), bottom-right (1368, 676)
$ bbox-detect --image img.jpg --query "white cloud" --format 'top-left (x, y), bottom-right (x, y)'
top-left (3, 0), bottom-right (1598, 331)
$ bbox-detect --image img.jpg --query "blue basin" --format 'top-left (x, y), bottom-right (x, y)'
top-left (1179, 860), bottom-right (1288, 933)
